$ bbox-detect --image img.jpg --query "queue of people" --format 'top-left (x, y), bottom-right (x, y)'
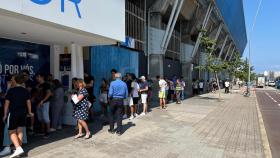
top-left (0, 68), bottom-right (187, 157)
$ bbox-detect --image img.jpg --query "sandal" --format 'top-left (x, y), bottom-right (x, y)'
top-left (74, 133), bottom-right (84, 139)
top-left (84, 132), bottom-right (91, 139)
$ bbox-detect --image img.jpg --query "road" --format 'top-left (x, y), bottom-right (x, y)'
top-left (256, 87), bottom-right (280, 158)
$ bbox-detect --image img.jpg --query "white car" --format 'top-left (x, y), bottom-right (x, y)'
top-left (268, 81), bottom-right (276, 86)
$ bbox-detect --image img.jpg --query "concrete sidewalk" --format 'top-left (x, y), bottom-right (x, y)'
top-left (18, 90), bottom-right (265, 158)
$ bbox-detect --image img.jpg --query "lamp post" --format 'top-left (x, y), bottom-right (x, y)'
top-left (247, 0), bottom-right (263, 96)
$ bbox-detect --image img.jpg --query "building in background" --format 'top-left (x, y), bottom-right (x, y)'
top-left (0, 0), bottom-right (247, 119)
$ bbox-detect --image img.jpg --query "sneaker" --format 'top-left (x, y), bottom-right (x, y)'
top-left (9, 147), bottom-right (24, 158)
top-left (123, 114), bottom-right (128, 119)
top-left (116, 131), bottom-right (122, 136)
top-left (43, 133), bottom-right (50, 139)
top-left (0, 146), bottom-right (11, 156)
top-left (129, 115), bottom-right (135, 120)
top-left (134, 113), bottom-right (139, 117)
top-left (140, 112), bottom-right (146, 116)
top-left (108, 129), bottom-right (115, 134)
top-left (49, 128), bottom-right (56, 132)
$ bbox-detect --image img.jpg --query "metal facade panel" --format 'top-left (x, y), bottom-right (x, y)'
top-left (90, 45), bottom-right (139, 111)
top-left (215, 0), bottom-right (247, 54)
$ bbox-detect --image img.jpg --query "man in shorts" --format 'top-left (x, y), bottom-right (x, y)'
top-left (158, 76), bottom-right (167, 109)
top-left (2, 74), bottom-right (33, 158)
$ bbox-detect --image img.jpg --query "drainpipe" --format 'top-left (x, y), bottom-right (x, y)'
top-left (147, 8), bottom-right (151, 75)
top-left (218, 35), bottom-right (228, 58)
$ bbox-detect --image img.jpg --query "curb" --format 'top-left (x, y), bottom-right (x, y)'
top-left (255, 96), bottom-right (272, 158)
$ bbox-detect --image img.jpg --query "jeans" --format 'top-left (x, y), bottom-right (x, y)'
top-left (180, 90), bottom-right (184, 100)
top-left (37, 102), bottom-right (50, 124)
top-left (108, 99), bottom-right (124, 132)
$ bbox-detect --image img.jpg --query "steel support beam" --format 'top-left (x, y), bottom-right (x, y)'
top-left (229, 47), bottom-right (235, 61)
top-left (163, 0), bottom-right (184, 52)
top-left (161, 0), bottom-right (179, 49)
top-left (224, 42), bottom-right (233, 61)
top-left (191, 3), bottom-right (213, 58)
top-left (210, 23), bottom-right (223, 55)
top-left (218, 35), bottom-right (228, 58)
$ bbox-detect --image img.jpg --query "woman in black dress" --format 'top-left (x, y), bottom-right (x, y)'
top-left (72, 79), bottom-right (91, 139)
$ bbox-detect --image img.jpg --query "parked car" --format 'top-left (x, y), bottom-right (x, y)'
top-left (268, 81), bottom-right (276, 87)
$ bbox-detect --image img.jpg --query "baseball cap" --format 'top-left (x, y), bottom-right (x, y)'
top-left (140, 76), bottom-right (146, 80)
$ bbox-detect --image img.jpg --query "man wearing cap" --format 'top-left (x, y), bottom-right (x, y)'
top-left (108, 73), bottom-right (128, 135)
top-left (139, 76), bottom-right (149, 116)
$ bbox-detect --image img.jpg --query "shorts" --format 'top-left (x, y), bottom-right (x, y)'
top-left (158, 91), bottom-right (166, 99)
top-left (7, 113), bottom-right (26, 131)
top-left (129, 97), bottom-right (139, 106)
top-left (141, 94), bottom-right (148, 104)
top-left (37, 102), bottom-right (50, 123)
top-left (123, 97), bottom-right (131, 106)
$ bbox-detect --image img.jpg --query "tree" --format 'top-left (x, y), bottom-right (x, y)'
top-left (196, 29), bottom-right (228, 100)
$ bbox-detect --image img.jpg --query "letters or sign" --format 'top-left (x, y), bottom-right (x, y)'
top-left (30, 0), bottom-right (82, 18)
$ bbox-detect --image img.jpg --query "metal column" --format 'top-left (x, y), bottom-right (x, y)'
top-left (163, 0), bottom-right (184, 52)
top-left (161, 0), bottom-right (179, 49)
top-left (229, 48), bottom-right (236, 61)
top-left (210, 23), bottom-right (223, 55)
top-left (191, 3), bottom-right (213, 58)
top-left (218, 35), bottom-right (228, 58)
top-left (224, 42), bottom-right (232, 61)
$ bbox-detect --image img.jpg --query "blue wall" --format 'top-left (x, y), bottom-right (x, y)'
top-left (90, 45), bottom-right (139, 112)
top-left (215, 0), bottom-right (247, 54)
top-left (0, 38), bottom-right (50, 93)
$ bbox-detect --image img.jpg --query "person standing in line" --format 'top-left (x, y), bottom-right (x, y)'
top-left (192, 79), bottom-right (199, 96)
top-left (139, 76), bottom-right (149, 116)
top-left (225, 80), bottom-right (230, 94)
top-left (99, 78), bottom-right (109, 118)
top-left (169, 80), bottom-right (175, 102)
top-left (110, 69), bottom-right (117, 83)
top-left (84, 73), bottom-right (95, 121)
top-left (175, 79), bottom-right (182, 104)
top-left (0, 75), bottom-right (27, 157)
top-left (180, 77), bottom-right (185, 100)
top-left (36, 74), bottom-right (52, 138)
top-left (129, 74), bottom-right (140, 120)
top-left (158, 76), bottom-right (167, 109)
top-left (72, 79), bottom-right (91, 139)
top-left (122, 73), bottom-right (132, 119)
top-left (199, 80), bottom-right (204, 94)
top-left (108, 73), bottom-right (128, 135)
top-left (2, 74), bottom-right (33, 158)
top-left (146, 75), bottom-right (153, 104)
top-left (21, 70), bottom-right (35, 134)
top-left (49, 79), bottom-right (64, 132)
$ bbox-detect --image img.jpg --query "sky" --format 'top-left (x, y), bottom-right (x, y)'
top-left (243, 0), bottom-right (280, 74)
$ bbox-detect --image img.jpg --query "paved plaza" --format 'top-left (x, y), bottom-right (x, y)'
top-left (14, 89), bottom-right (266, 158)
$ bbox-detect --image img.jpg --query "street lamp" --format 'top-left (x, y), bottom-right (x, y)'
top-left (247, 0), bottom-right (263, 96)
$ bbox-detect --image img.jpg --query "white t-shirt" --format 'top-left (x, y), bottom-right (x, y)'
top-left (181, 81), bottom-right (186, 90)
top-left (131, 81), bottom-right (140, 97)
top-left (225, 81), bottom-right (230, 88)
top-left (159, 79), bottom-right (167, 92)
top-left (199, 82), bottom-right (204, 89)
